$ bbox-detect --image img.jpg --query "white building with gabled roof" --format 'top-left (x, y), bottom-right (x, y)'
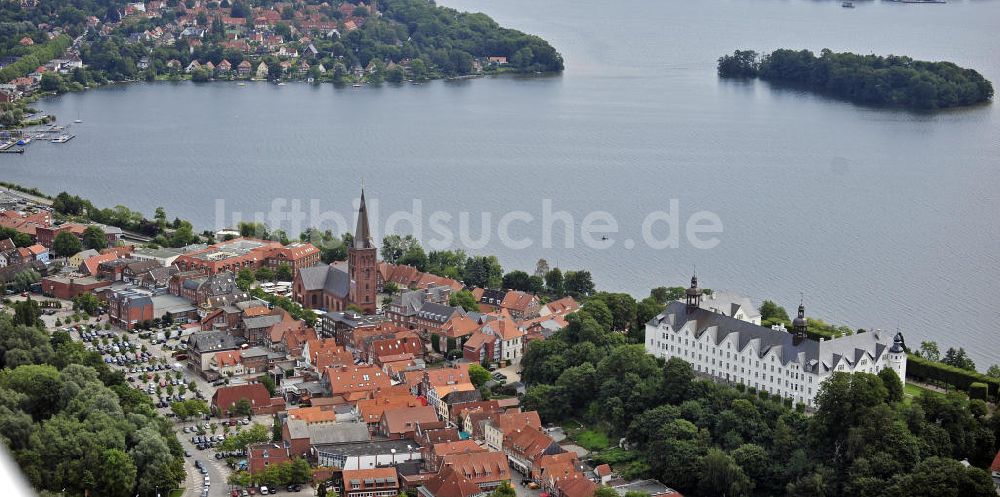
top-left (644, 276), bottom-right (906, 407)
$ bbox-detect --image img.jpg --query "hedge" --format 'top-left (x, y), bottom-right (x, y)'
top-left (906, 353), bottom-right (999, 399)
top-left (969, 382), bottom-right (989, 401)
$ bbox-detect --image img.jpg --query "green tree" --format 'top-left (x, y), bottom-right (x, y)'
top-left (52, 230), bottom-right (83, 257)
top-left (96, 448), bottom-right (138, 497)
top-left (449, 290), bottom-right (479, 312)
top-left (544, 268), bottom-right (564, 296)
top-left (82, 225), bottom-right (108, 250)
top-left (650, 286), bottom-right (685, 304)
top-left (492, 481), bottom-right (516, 497)
top-left (236, 269), bottom-right (255, 290)
top-left (878, 367), bottom-right (904, 403)
top-left (464, 256), bottom-right (503, 289)
top-left (275, 263), bottom-right (293, 281)
top-left (563, 270), bottom-right (595, 296)
top-left (255, 266), bottom-right (275, 282)
top-left (398, 245), bottom-right (428, 271)
top-left (381, 235), bottom-right (420, 264)
top-left (942, 347), bottom-right (976, 372)
top-left (919, 341), bottom-right (941, 362)
top-left (12, 297), bottom-right (43, 328)
top-left (987, 365), bottom-right (1000, 379)
top-left (232, 398), bottom-right (253, 417)
top-left (502, 271), bottom-right (533, 292)
top-left (697, 448), bottom-right (753, 497)
top-left (759, 300), bottom-right (789, 326)
top-left (468, 364), bottom-right (491, 388)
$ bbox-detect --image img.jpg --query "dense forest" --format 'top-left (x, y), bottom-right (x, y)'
top-left (717, 49), bottom-right (993, 110)
top-left (519, 297), bottom-right (1000, 497)
top-left (0, 305), bottom-right (185, 497)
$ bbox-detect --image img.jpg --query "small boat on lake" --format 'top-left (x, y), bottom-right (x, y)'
top-left (51, 134), bottom-right (74, 143)
top-left (842, 1), bottom-right (854, 7)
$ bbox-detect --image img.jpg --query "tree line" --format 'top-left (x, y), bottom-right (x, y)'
top-left (718, 48), bottom-right (993, 110)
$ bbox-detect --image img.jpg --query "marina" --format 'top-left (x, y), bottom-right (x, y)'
top-left (0, 122), bottom-right (80, 152)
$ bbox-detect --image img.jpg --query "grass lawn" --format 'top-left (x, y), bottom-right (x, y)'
top-left (573, 429), bottom-right (610, 452)
top-left (904, 382), bottom-right (944, 402)
top-left (168, 489), bottom-right (184, 497)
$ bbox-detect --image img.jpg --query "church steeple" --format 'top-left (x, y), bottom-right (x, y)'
top-left (348, 187), bottom-right (378, 314)
top-left (354, 188), bottom-right (374, 249)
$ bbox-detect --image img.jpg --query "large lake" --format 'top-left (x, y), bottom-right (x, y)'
top-left (3, 0), bottom-right (999, 367)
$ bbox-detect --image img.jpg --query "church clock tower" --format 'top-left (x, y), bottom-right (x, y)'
top-left (349, 189), bottom-right (378, 314)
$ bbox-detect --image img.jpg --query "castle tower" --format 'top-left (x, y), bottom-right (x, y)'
top-left (792, 301), bottom-right (808, 346)
top-left (685, 274), bottom-right (702, 313)
top-left (348, 189), bottom-right (378, 314)
top-left (887, 331), bottom-right (907, 384)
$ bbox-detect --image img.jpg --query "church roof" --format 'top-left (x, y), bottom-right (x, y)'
top-left (297, 264), bottom-right (349, 298)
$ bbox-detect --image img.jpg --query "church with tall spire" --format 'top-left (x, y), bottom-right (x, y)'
top-left (292, 188), bottom-right (379, 314)
top-left (348, 189), bottom-right (378, 314)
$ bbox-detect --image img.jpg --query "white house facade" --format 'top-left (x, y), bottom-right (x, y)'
top-left (644, 277), bottom-right (906, 407)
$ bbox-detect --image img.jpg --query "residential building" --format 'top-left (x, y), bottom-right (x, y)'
top-left (188, 331), bottom-right (244, 377)
top-left (341, 467), bottom-right (400, 497)
top-left (504, 427), bottom-right (562, 476)
top-left (483, 410), bottom-right (541, 452)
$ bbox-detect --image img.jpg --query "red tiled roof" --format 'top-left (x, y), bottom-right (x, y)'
top-left (500, 290), bottom-right (537, 312)
top-left (554, 474), bottom-right (597, 497)
top-left (82, 252), bottom-right (120, 275)
top-left (382, 405), bottom-right (437, 435)
top-left (544, 297), bottom-right (580, 315)
top-left (212, 383), bottom-right (273, 414)
top-left (326, 365), bottom-right (391, 396)
top-left (439, 451), bottom-right (510, 486)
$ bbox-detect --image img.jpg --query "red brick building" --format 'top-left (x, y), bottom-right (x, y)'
top-left (40, 275), bottom-right (111, 299)
top-left (174, 238), bottom-right (319, 275)
top-left (103, 288), bottom-right (154, 330)
top-left (292, 190), bottom-right (378, 314)
top-left (248, 443), bottom-right (291, 475)
top-left (211, 383), bottom-right (285, 417)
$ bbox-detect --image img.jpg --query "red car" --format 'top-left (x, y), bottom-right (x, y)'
top-left (232, 491), bottom-right (240, 497)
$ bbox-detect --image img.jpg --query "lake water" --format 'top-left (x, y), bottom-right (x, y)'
top-left (3, 0), bottom-right (999, 368)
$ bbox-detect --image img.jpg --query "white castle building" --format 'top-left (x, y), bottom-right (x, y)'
top-left (645, 276), bottom-right (906, 407)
